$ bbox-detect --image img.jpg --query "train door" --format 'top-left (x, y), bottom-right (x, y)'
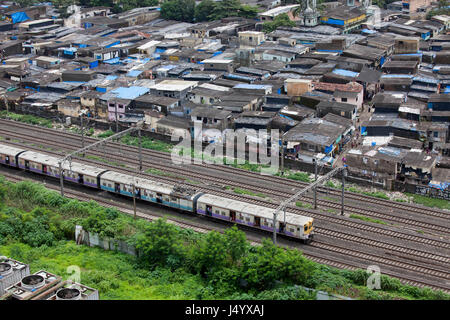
top-left (206, 205), bottom-right (213, 216)
top-left (230, 211), bottom-right (236, 222)
top-left (135, 187), bottom-right (141, 199)
top-left (156, 193), bottom-right (163, 203)
top-left (25, 160), bottom-right (30, 170)
top-left (5, 155), bottom-right (10, 165)
top-left (279, 222), bottom-right (286, 233)
top-left (42, 165), bottom-right (48, 174)
top-left (254, 216), bottom-right (261, 227)
top-left (78, 174), bottom-right (84, 184)
top-left (115, 183), bottom-right (120, 193)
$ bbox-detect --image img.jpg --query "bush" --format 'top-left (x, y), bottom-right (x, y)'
top-left (135, 218), bottom-right (186, 269)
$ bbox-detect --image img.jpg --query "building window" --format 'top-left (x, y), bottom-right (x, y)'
top-left (434, 132), bottom-right (439, 137)
top-left (342, 97), bottom-right (347, 102)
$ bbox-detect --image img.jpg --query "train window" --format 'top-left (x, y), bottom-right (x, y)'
top-left (215, 210), bottom-right (219, 214)
top-left (245, 217), bottom-right (250, 222)
top-left (304, 225), bottom-right (308, 232)
top-left (290, 228), bottom-right (295, 233)
top-left (297, 227), bottom-right (300, 231)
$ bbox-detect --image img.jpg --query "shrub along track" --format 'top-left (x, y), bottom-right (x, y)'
top-left (1, 168), bottom-right (449, 293)
top-left (0, 121), bottom-right (449, 238)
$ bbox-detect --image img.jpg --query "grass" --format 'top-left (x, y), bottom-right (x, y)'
top-left (326, 208), bottom-right (337, 214)
top-left (278, 171), bottom-right (311, 183)
top-left (361, 191), bottom-right (389, 200)
top-left (226, 186), bottom-right (267, 198)
top-left (121, 134), bottom-right (173, 153)
top-left (85, 155), bottom-right (126, 168)
top-left (349, 214), bottom-right (388, 225)
top-left (405, 193), bottom-right (450, 210)
top-left (0, 111), bottom-right (53, 128)
top-left (0, 241), bottom-right (207, 300)
top-left (296, 201), bottom-right (313, 209)
top-left (97, 130), bottom-right (115, 139)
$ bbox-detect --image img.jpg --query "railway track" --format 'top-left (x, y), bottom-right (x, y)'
top-left (1, 118), bottom-right (446, 219)
top-left (1, 123), bottom-right (449, 238)
top-left (2, 169), bottom-right (449, 293)
top-left (2, 120), bottom-right (450, 292)
top-left (2, 134), bottom-right (449, 250)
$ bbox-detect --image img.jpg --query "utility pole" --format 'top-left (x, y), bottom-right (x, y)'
top-left (313, 158), bottom-right (318, 210)
top-left (59, 161), bottom-right (64, 197)
top-left (138, 129), bottom-right (142, 172)
top-left (341, 166), bottom-right (346, 215)
top-left (80, 114), bottom-right (85, 157)
top-left (272, 212), bottom-right (277, 245)
top-left (271, 165), bottom-right (346, 245)
top-left (132, 183), bottom-right (137, 220)
top-left (115, 103), bottom-right (119, 133)
top-left (58, 124), bottom-right (143, 197)
top-left (280, 130), bottom-right (285, 176)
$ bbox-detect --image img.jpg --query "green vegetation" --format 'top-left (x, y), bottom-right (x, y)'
top-left (405, 193), bottom-right (450, 210)
top-left (349, 214), bottom-right (388, 226)
top-left (0, 177), bottom-right (448, 300)
top-left (262, 13), bottom-right (296, 33)
top-left (394, 198), bottom-right (407, 203)
top-left (161, 0), bottom-right (258, 23)
top-left (97, 130), bottom-right (115, 139)
top-left (226, 186), bottom-right (266, 199)
top-left (361, 191), bottom-right (389, 200)
top-left (325, 180), bottom-right (338, 189)
top-left (277, 170), bottom-right (311, 183)
top-left (120, 134), bottom-right (174, 153)
top-left (427, 0), bottom-right (450, 19)
top-left (0, 111), bottom-right (53, 128)
top-left (296, 201), bottom-right (313, 209)
top-left (85, 155), bottom-right (126, 168)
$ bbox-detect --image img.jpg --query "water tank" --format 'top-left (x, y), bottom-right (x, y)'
top-left (21, 274), bottom-right (45, 291)
top-left (56, 288), bottom-right (81, 300)
top-left (0, 262), bottom-right (12, 277)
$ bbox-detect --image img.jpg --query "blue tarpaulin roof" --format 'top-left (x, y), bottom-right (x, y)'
top-left (126, 70), bottom-right (143, 77)
top-left (11, 12), bottom-right (30, 24)
top-left (111, 86), bottom-right (149, 100)
top-left (362, 29), bottom-right (377, 34)
top-left (332, 69), bottom-right (359, 78)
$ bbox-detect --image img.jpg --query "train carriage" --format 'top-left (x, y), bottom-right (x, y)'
top-left (0, 145), bottom-right (26, 167)
top-left (196, 194), bottom-right (314, 242)
top-left (18, 151), bottom-right (60, 177)
top-left (99, 171), bottom-right (199, 212)
top-left (67, 162), bottom-right (108, 189)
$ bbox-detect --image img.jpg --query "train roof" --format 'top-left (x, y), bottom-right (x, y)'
top-left (64, 161), bottom-right (107, 177)
top-left (0, 144), bottom-right (27, 156)
top-left (100, 171), bottom-right (174, 194)
top-left (19, 151), bottom-right (107, 176)
top-left (197, 194), bottom-right (313, 226)
top-left (19, 151), bottom-right (60, 167)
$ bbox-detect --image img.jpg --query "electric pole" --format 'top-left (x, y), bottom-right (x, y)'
top-left (313, 158), bottom-right (317, 210)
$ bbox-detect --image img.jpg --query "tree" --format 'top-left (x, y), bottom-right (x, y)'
top-left (195, 0), bottom-right (216, 22)
top-left (262, 13), bottom-right (296, 33)
top-left (209, 0), bottom-right (241, 20)
top-left (161, 0), bottom-right (196, 23)
top-left (135, 218), bottom-right (186, 269)
top-left (239, 239), bottom-right (315, 290)
top-left (239, 5), bottom-right (259, 19)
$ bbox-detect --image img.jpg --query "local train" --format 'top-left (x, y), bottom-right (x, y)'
top-left (0, 143), bottom-right (314, 243)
